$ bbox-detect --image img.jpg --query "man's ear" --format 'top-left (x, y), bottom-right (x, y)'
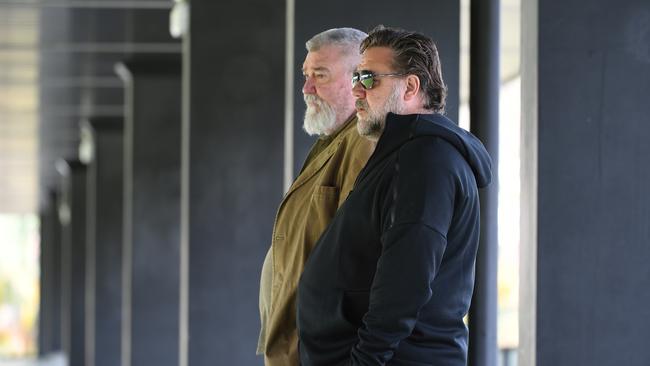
top-left (403, 74), bottom-right (421, 102)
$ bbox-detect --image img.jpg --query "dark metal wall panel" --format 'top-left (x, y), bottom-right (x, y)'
top-left (536, 1), bottom-right (650, 365)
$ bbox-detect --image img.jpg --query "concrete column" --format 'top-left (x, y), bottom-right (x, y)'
top-left (181, 2), bottom-right (285, 365)
top-left (38, 208), bottom-right (49, 355)
top-left (57, 160), bottom-right (87, 366)
top-left (82, 117), bottom-right (124, 366)
top-left (39, 190), bottom-right (62, 355)
top-left (521, 0), bottom-right (650, 365)
top-left (468, 0), bottom-right (499, 365)
top-left (116, 58), bottom-right (182, 366)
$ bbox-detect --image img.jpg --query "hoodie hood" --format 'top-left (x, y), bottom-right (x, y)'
top-left (372, 113), bottom-right (492, 188)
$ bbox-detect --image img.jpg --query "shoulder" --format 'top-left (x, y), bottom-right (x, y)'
top-left (339, 119), bottom-right (365, 143)
top-left (398, 136), bottom-right (465, 171)
top-left (338, 120), bottom-right (374, 158)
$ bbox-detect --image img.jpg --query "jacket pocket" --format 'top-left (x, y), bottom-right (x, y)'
top-left (312, 185), bottom-right (340, 201)
top-left (309, 185), bottom-right (340, 233)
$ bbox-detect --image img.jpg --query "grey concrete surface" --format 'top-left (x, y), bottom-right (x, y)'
top-left (117, 58), bottom-right (182, 366)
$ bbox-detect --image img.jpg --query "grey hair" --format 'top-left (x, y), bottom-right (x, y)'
top-left (305, 27), bottom-right (368, 55)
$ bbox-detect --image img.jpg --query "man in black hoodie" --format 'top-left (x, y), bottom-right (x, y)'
top-left (297, 26), bottom-right (493, 366)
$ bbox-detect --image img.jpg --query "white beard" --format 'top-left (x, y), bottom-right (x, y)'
top-left (303, 94), bottom-right (337, 136)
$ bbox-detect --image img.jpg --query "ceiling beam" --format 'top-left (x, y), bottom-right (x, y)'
top-left (0, 42), bottom-right (181, 53)
top-left (0, 0), bottom-right (172, 9)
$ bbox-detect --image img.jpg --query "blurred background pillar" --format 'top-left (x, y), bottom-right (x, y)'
top-left (81, 117), bottom-right (125, 366)
top-left (117, 58), bottom-right (182, 366)
top-left (38, 190), bottom-right (63, 356)
top-left (56, 160), bottom-right (87, 366)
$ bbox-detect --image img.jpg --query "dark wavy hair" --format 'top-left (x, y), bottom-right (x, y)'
top-left (360, 25), bottom-right (447, 113)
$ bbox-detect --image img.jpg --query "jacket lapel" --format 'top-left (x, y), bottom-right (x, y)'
top-left (284, 139), bottom-right (340, 198)
top-left (283, 116), bottom-right (356, 199)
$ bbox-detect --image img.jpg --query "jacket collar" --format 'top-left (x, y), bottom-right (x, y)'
top-left (353, 113), bottom-right (418, 187)
top-left (285, 115), bottom-right (357, 198)
top-left (354, 112), bottom-right (492, 189)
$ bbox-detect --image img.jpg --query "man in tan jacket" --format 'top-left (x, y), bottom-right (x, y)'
top-left (258, 28), bottom-right (373, 366)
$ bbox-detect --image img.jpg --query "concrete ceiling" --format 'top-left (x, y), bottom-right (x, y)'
top-left (0, 4), bottom-right (38, 214)
top-left (0, 0), bottom-right (179, 214)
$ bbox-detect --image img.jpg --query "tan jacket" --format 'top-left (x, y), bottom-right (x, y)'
top-left (258, 117), bottom-right (373, 366)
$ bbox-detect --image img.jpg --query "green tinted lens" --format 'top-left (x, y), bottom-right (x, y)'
top-left (360, 75), bottom-right (374, 89)
top-left (352, 73), bottom-right (360, 86)
top-left (352, 71), bottom-right (376, 89)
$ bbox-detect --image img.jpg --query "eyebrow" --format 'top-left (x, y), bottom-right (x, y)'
top-left (302, 66), bottom-right (330, 73)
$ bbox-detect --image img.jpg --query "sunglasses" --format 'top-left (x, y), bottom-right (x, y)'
top-left (352, 70), bottom-right (405, 89)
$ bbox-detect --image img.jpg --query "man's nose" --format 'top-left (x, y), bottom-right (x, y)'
top-left (302, 77), bottom-right (316, 95)
top-left (352, 82), bottom-right (366, 99)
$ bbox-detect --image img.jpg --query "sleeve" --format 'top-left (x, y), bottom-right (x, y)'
top-left (349, 138), bottom-right (458, 365)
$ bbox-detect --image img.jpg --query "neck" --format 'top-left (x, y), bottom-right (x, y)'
top-left (325, 113), bottom-right (354, 136)
top-left (402, 105), bottom-right (433, 115)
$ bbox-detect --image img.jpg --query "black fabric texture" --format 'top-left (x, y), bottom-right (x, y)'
top-left (297, 113), bottom-right (492, 366)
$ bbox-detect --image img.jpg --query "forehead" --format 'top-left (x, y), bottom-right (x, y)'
top-left (358, 46), bottom-right (394, 72)
top-left (302, 45), bottom-right (346, 70)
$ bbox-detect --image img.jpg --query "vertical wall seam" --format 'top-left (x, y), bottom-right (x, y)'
top-left (284, 0), bottom-right (295, 193)
top-left (179, 12), bottom-right (192, 366)
top-left (519, 0), bottom-right (537, 364)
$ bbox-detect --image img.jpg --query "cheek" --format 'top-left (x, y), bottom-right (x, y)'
top-left (365, 94), bottom-right (379, 109)
top-left (335, 80), bottom-right (354, 97)
top-left (368, 90), bottom-right (389, 108)
top-left (318, 80), bottom-right (354, 107)
top-left (315, 85), bottom-right (335, 104)
top-left (331, 81), bottom-right (354, 107)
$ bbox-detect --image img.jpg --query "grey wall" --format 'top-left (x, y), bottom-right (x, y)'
top-left (84, 118), bottom-right (124, 366)
top-left (38, 191), bottom-right (62, 355)
top-left (184, 1), bottom-right (285, 365)
top-left (534, 0), bottom-right (650, 365)
top-left (58, 161), bottom-right (87, 366)
top-left (37, 6), bottom-right (178, 207)
top-left (292, 0), bottom-right (460, 174)
top-left (119, 59), bottom-right (182, 366)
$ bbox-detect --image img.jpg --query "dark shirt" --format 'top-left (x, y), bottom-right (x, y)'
top-left (297, 113), bottom-right (492, 366)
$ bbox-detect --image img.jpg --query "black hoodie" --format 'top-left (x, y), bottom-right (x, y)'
top-left (297, 112), bottom-right (492, 366)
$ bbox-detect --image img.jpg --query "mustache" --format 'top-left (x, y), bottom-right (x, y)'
top-left (304, 94), bottom-right (324, 105)
top-left (355, 99), bottom-right (368, 109)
